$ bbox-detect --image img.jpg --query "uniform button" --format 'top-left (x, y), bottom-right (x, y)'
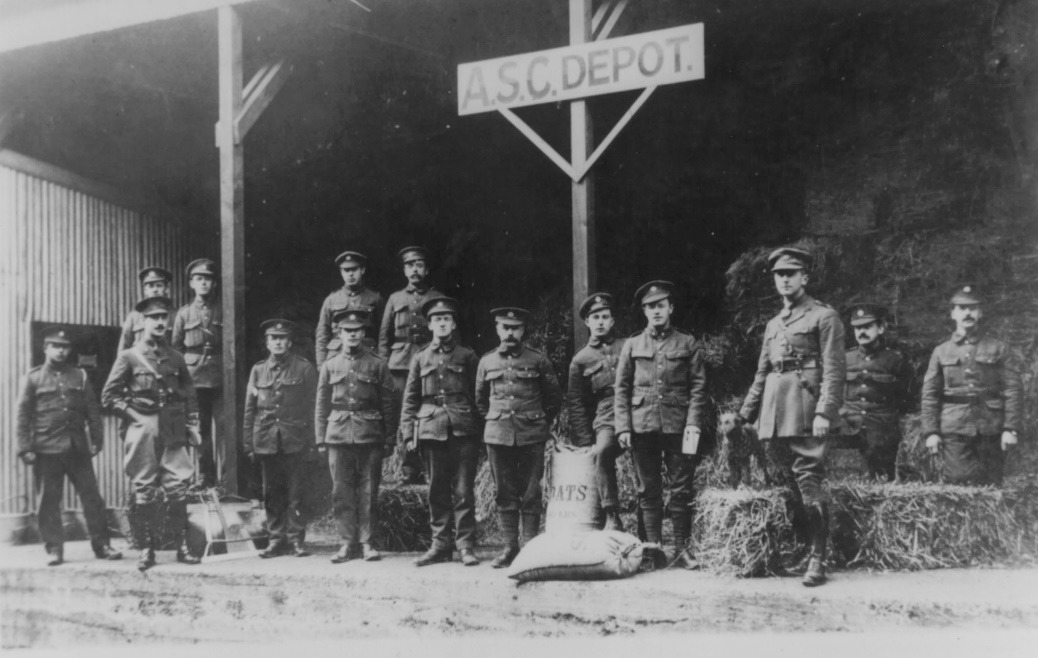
top-left (509, 395), bottom-right (515, 400)
top-left (862, 410), bottom-right (868, 415)
top-left (968, 383), bottom-right (974, 388)
top-left (440, 390), bottom-right (445, 394)
top-left (863, 370), bottom-right (868, 374)
top-left (965, 369), bottom-right (972, 374)
top-left (657, 380), bottom-right (663, 384)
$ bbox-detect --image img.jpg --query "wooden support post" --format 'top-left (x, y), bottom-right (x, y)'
top-left (217, 5), bottom-right (244, 494)
top-left (570, 0), bottom-right (595, 348)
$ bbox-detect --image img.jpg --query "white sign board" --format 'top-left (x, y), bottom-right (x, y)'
top-left (457, 23), bottom-right (704, 116)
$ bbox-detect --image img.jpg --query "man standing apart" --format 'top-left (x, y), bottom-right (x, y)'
top-left (615, 281), bottom-right (707, 570)
top-left (316, 251), bottom-right (384, 368)
top-left (567, 293), bottom-right (624, 532)
top-left (738, 247), bottom-right (845, 587)
top-left (921, 285), bottom-right (1022, 486)
top-left (17, 327), bottom-right (122, 566)
top-left (380, 246), bottom-right (442, 484)
top-left (840, 303), bottom-right (913, 481)
top-left (315, 309), bottom-right (397, 563)
top-left (118, 267), bottom-right (173, 349)
top-left (102, 297), bottom-right (202, 571)
top-left (243, 319), bottom-right (318, 558)
top-left (476, 307), bottom-right (562, 568)
top-left (401, 297), bottom-right (482, 567)
top-left (172, 258), bottom-right (222, 487)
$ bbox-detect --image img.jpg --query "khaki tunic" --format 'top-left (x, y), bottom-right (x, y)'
top-left (172, 297), bottom-right (223, 389)
top-left (315, 286), bottom-right (384, 367)
top-left (476, 344), bottom-right (562, 447)
top-left (378, 285), bottom-right (443, 372)
top-left (740, 295), bottom-right (846, 438)
top-left (400, 338), bottom-right (481, 441)
top-left (315, 348), bottom-right (397, 446)
top-left (243, 353), bottom-right (318, 455)
top-left (16, 364), bottom-right (102, 457)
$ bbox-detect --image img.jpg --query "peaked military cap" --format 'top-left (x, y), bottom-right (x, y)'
top-left (847, 303), bottom-right (887, 327)
top-left (138, 267), bottom-right (173, 285)
top-left (135, 296), bottom-right (174, 316)
top-left (42, 326), bottom-right (73, 346)
top-left (261, 319), bottom-right (295, 337)
top-left (579, 292), bottom-right (615, 319)
top-left (422, 296), bottom-right (459, 318)
top-left (333, 308), bottom-right (369, 330)
top-left (398, 246), bottom-right (429, 265)
top-left (768, 246), bottom-right (813, 271)
top-left (950, 284), bottom-right (983, 306)
top-left (634, 280), bottom-right (674, 306)
top-left (491, 307), bottom-right (530, 326)
top-left (186, 258), bottom-right (217, 278)
top-left (335, 251), bottom-right (367, 267)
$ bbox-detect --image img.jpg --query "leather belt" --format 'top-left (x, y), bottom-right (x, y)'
top-left (424, 393), bottom-right (468, 405)
top-left (942, 394), bottom-right (994, 404)
top-left (771, 357), bottom-right (818, 372)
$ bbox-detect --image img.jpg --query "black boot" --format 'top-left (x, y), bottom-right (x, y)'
top-left (641, 508), bottom-right (667, 570)
top-left (670, 510), bottom-right (699, 571)
top-left (169, 500), bottom-right (201, 565)
top-left (492, 511), bottom-right (520, 569)
top-left (802, 502), bottom-right (829, 587)
top-left (521, 513), bottom-right (541, 545)
top-left (131, 501), bottom-right (156, 572)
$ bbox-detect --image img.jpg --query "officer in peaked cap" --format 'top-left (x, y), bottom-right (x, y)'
top-left (172, 257), bottom-right (223, 487)
top-left (17, 326), bottom-right (121, 566)
top-left (839, 303), bottom-right (913, 481)
top-left (615, 281), bottom-right (708, 570)
top-left (243, 319), bottom-right (318, 558)
top-left (401, 296), bottom-right (483, 567)
top-left (738, 246), bottom-right (846, 587)
top-left (103, 295), bottom-right (203, 571)
top-left (921, 285), bottom-right (1022, 486)
top-left (316, 250), bottom-right (384, 368)
top-left (476, 305), bottom-right (562, 568)
top-left (118, 266), bottom-right (174, 350)
top-left (567, 292), bottom-right (625, 532)
top-left (379, 246), bottom-right (442, 484)
top-left (316, 307), bottom-right (397, 564)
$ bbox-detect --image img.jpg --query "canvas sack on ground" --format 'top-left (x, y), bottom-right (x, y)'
top-left (507, 530), bottom-right (644, 582)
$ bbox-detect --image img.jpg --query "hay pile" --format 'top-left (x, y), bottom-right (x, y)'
top-left (373, 486), bottom-right (431, 551)
top-left (694, 477), bottom-right (1038, 577)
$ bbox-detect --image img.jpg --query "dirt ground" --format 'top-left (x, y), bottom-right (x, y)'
top-left (3, 538), bottom-right (1038, 649)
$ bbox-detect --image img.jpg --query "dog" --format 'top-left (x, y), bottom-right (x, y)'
top-left (718, 411), bottom-right (772, 488)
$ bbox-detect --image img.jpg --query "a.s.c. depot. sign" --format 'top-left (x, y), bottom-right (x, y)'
top-left (458, 23), bottom-right (704, 116)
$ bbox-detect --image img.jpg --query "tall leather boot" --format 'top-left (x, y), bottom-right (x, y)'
top-left (169, 499), bottom-right (201, 565)
top-left (133, 502), bottom-right (156, 572)
top-left (521, 513), bottom-right (541, 545)
top-left (491, 511), bottom-right (520, 569)
top-left (802, 502), bottom-right (829, 587)
top-left (642, 507), bottom-right (667, 570)
top-left (785, 497), bottom-right (813, 574)
top-left (670, 510), bottom-right (699, 570)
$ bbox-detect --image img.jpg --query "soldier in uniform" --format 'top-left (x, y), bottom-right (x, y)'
top-left (102, 297), bottom-right (203, 571)
top-left (118, 267), bottom-right (173, 349)
top-left (401, 297), bottom-right (482, 567)
top-left (16, 326), bottom-right (122, 566)
top-left (615, 281), bottom-right (708, 570)
top-left (840, 303), bottom-right (913, 481)
top-left (379, 246), bottom-right (442, 484)
top-left (315, 309), bottom-right (397, 564)
top-left (738, 247), bottom-right (845, 587)
top-left (316, 251), bottom-right (384, 368)
top-left (172, 258), bottom-right (223, 487)
top-left (567, 292), bottom-right (624, 532)
top-left (921, 285), bottom-right (1022, 486)
top-left (243, 319), bottom-right (318, 558)
top-left (476, 307), bottom-right (563, 568)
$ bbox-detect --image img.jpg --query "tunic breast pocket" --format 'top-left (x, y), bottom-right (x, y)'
top-left (663, 350), bottom-right (691, 384)
top-left (181, 319), bottom-right (204, 348)
top-left (254, 381), bottom-right (274, 406)
top-left (132, 367), bottom-right (156, 390)
top-left (485, 369), bottom-right (504, 398)
top-left (973, 354), bottom-right (1002, 386)
top-left (513, 368), bottom-right (540, 395)
top-left (328, 372), bottom-right (349, 402)
top-left (420, 364), bottom-right (439, 396)
top-left (441, 363), bottom-right (467, 393)
top-left (938, 354), bottom-right (964, 386)
top-left (585, 362), bottom-right (614, 394)
top-left (354, 372), bottom-right (379, 401)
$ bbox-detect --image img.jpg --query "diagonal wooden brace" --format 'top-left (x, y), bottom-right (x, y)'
top-left (233, 58), bottom-right (292, 144)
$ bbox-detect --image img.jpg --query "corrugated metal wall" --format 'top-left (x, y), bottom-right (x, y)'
top-left (0, 152), bottom-right (210, 514)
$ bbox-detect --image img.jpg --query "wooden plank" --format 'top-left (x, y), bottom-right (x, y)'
top-left (570, 0), bottom-right (595, 347)
top-left (595, 0), bottom-right (628, 41)
top-left (234, 59), bottom-right (292, 143)
top-left (217, 5), bottom-right (244, 494)
top-left (497, 108), bottom-right (577, 181)
top-left (579, 85), bottom-right (655, 180)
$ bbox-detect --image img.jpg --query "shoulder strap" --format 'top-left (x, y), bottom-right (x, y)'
top-left (133, 344), bottom-right (164, 380)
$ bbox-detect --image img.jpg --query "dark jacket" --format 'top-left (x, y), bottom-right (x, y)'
top-left (16, 363), bottom-right (103, 457)
top-left (739, 294), bottom-right (846, 438)
top-left (476, 343), bottom-right (562, 447)
top-left (243, 353), bottom-right (318, 455)
top-left (101, 340), bottom-right (199, 447)
top-left (315, 285), bottom-right (384, 367)
top-left (920, 331), bottom-right (1022, 437)
top-left (614, 326), bottom-right (707, 436)
top-left (841, 342), bottom-right (912, 434)
top-left (567, 334), bottom-right (620, 443)
top-left (315, 348), bottom-right (397, 446)
top-left (400, 337), bottom-right (481, 441)
top-left (172, 297), bottom-right (223, 388)
top-left (378, 285), bottom-right (443, 372)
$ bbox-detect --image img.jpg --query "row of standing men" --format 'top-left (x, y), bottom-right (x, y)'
top-left (16, 245), bottom-right (1022, 587)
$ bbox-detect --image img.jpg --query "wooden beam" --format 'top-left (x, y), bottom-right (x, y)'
top-left (571, 0), bottom-right (595, 347)
top-left (578, 85), bottom-right (655, 180)
top-left (498, 108), bottom-right (577, 181)
top-left (217, 4), bottom-right (244, 494)
top-left (594, 0), bottom-right (629, 41)
top-left (234, 59), bottom-right (292, 143)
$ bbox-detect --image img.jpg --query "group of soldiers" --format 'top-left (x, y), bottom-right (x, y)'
top-left (15, 244), bottom-right (1023, 587)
